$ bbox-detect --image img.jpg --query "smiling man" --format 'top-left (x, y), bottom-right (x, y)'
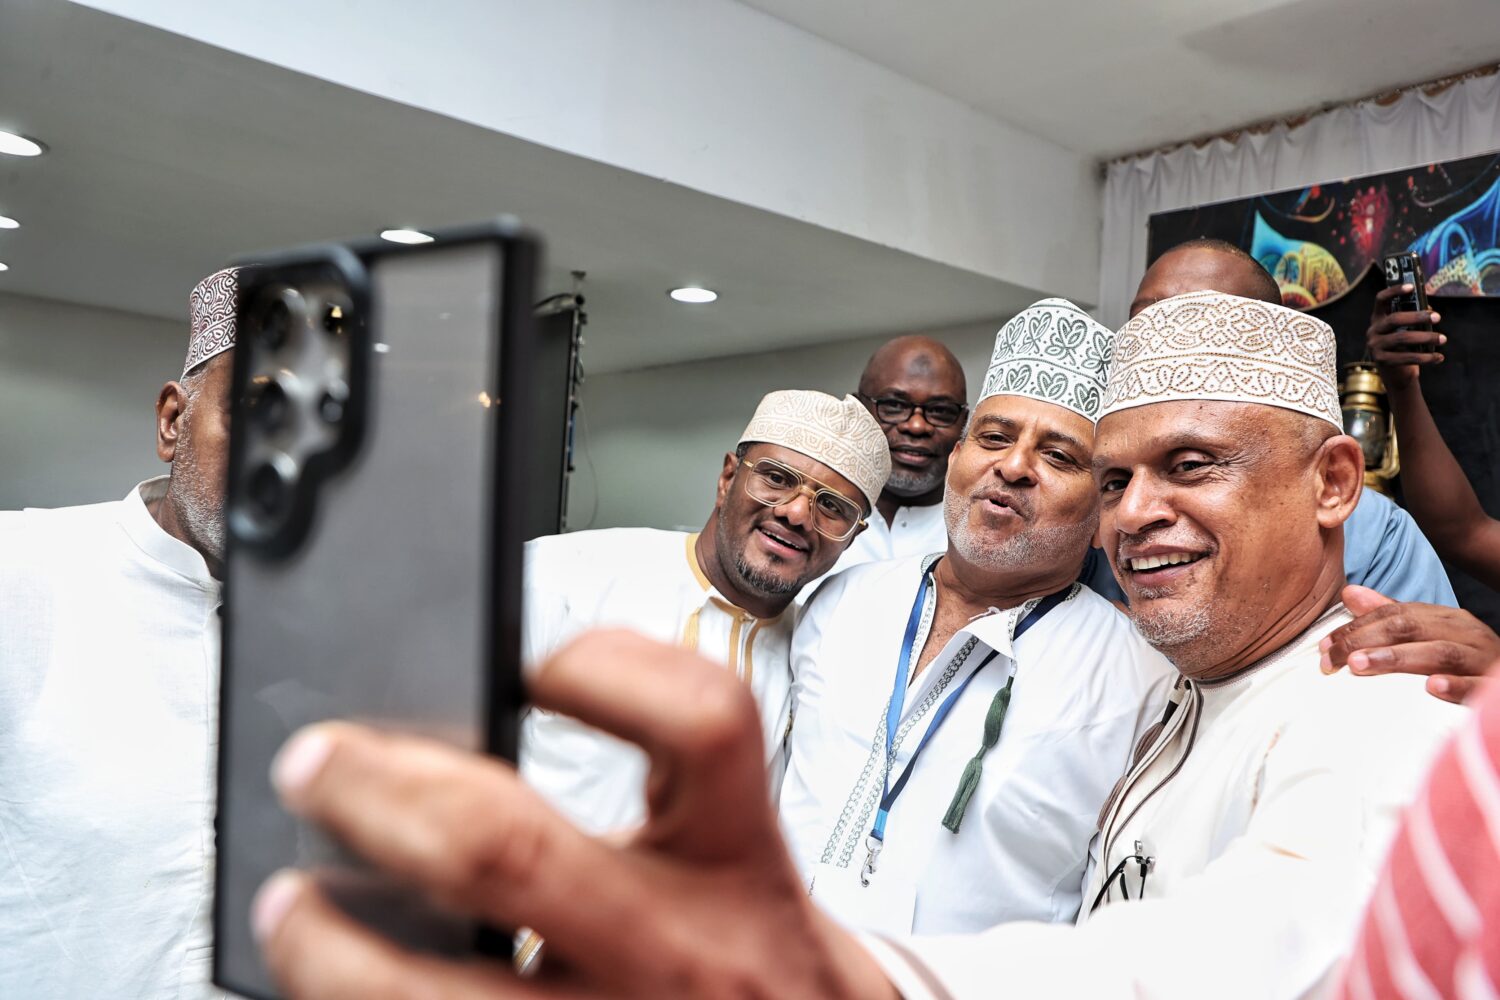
top-left (1132, 238), bottom-right (1456, 607)
top-left (520, 389), bottom-right (890, 837)
top-left (779, 298), bottom-right (1172, 936)
top-left (244, 296), bottom-right (1467, 1000)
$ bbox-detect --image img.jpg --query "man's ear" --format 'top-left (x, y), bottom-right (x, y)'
top-left (1314, 434), bottom-right (1364, 530)
top-left (156, 381), bottom-right (187, 464)
top-left (714, 452), bottom-right (738, 509)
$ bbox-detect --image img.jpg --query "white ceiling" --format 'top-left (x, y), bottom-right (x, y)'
top-left (0, 0), bottom-right (1033, 374)
top-left (741, 0), bottom-right (1500, 156)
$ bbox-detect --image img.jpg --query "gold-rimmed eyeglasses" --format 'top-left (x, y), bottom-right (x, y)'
top-left (739, 458), bottom-right (866, 542)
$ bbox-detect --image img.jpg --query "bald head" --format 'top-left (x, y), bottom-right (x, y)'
top-left (857, 335), bottom-right (968, 503)
top-left (1131, 238), bottom-right (1282, 318)
top-left (858, 336), bottom-right (966, 398)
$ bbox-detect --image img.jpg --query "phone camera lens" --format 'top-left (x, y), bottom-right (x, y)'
top-left (322, 302), bottom-right (350, 337)
top-left (247, 460), bottom-right (292, 520)
top-left (318, 389), bottom-right (345, 424)
top-left (259, 300), bottom-right (292, 350)
top-left (246, 377), bottom-right (290, 431)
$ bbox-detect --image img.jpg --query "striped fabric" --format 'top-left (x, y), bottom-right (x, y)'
top-left (1336, 683), bottom-right (1499, 1000)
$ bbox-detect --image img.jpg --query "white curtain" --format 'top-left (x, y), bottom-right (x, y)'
top-left (1098, 72), bottom-right (1500, 327)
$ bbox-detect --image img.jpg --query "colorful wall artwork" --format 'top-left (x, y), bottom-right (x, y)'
top-left (1149, 151), bottom-right (1500, 307)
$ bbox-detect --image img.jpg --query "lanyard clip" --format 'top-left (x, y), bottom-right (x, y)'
top-left (861, 834), bottom-right (883, 887)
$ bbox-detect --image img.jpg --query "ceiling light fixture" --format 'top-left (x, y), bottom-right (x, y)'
top-left (0, 215), bottom-right (16, 229)
top-left (669, 286), bottom-right (718, 304)
top-left (0, 131), bottom-right (45, 157)
top-left (0, 262), bottom-right (9, 272)
top-left (379, 228), bottom-right (434, 245)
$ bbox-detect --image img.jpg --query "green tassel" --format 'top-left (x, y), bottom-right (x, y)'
top-left (942, 677), bottom-right (1014, 833)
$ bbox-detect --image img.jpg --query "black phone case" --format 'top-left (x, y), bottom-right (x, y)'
top-left (1382, 251), bottom-right (1433, 331)
top-left (213, 219), bottom-right (541, 999)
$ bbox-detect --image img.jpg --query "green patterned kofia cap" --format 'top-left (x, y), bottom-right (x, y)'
top-left (978, 297), bottom-right (1114, 423)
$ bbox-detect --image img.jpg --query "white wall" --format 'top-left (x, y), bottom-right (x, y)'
top-left (565, 322), bottom-right (1000, 532)
top-left (0, 288), bottom-right (1003, 528)
top-left (0, 291), bottom-right (183, 510)
top-left (76, 0), bottom-right (1101, 306)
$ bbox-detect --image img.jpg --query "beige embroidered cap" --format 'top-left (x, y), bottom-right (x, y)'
top-left (1099, 290), bottom-right (1341, 429)
top-left (980, 297), bottom-right (1115, 423)
top-left (183, 267), bottom-right (240, 376)
top-left (738, 390), bottom-right (891, 512)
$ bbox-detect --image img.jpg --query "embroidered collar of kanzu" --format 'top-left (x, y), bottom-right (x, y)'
top-left (1099, 290), bottom-right (1342, 429)
top-left (979, 297), bottom-right (1114, 423)
top-left (738, 390), bottom-right (892, 512)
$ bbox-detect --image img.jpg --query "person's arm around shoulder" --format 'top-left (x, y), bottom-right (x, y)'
top-left (1321, 584), bottom-right (1500, 704)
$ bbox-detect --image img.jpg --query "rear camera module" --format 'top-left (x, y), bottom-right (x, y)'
top-left (247, 459), bottom-right (293, 521)
top-left (254, 286), bottom-right (305, 352)
top-left (245, 377), bottom-right (291, 431)
top-left (259, 300), bottom-right (292, 350)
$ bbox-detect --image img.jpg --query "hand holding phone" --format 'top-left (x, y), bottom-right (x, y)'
top-left (214, 222), bottom-right (541, 1000)
top-left (1369, 252), bottom-right (1444, 388)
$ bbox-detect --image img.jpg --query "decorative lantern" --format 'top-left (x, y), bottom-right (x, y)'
top-left (1339, 361), bottom-right (1400, 494)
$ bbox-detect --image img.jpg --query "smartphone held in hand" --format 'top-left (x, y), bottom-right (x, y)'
top-left (1381, 250), bottom-right (1438, 352)
top-left (213, 221), bottom-right (542, 999)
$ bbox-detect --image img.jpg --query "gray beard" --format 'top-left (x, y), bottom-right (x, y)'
top-left (886, 463), bottom-right (945, 498)
top-left (168, 420), bottom-right (225, 565)
top-left (1128, 602), bottom-right (1215, 651)
top-left (942, 486), bottom-right (1095, 574)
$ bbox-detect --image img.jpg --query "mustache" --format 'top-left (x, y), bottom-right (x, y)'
top-left (1113, 529), bottom-right (1209, 563)
top-left (889, 439), bottom-right (938, 456)
top-left (752, 511), bottom-right (815, 551)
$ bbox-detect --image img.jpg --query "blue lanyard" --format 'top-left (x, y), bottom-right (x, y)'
top-left (862, 566), bottom-right (1066, 882)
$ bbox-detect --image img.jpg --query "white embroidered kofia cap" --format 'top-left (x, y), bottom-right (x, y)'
top-left (1099, 290), bottom-right (1341, 430)
top-left (738, 390), bottom-right (892, 512)
top-left (979, 298), bottom-right (1115, 423)
top-left (183, 267), bottom-right (240, 376)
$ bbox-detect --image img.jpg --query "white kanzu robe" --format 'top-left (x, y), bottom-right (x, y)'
top-left (520, 528), bottom-right (794, 834)
top-left (0, 478), bottom-right (225, 1000)
top-left (832, 502), bottom-right (948, 571)
top-left (863, 605), bottom-right (1467, 1000)
top-left (780, 555), bottom-right (1174, 936)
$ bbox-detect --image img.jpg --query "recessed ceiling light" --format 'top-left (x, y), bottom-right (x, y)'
top-left (0, 215), bottom-right (16, 229)
top-left (0, 262), bottom-right (9, 272)
top-left (379, 228), bottom-right (434, 245)
top-left (0, 131), bottom-right (45, 157)
top-left (669, 286), bottom-right (718, 304)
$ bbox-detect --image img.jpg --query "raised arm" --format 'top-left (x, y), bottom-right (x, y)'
top-left (1368, 285), bottom-right (1500, 590)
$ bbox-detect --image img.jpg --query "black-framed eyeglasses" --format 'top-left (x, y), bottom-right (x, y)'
top-left (739, 458), bottom-right (866, 542)
top-left (1089, 841), bottom-right (1154, 912)
top-left (857, 393), bottom-right (967, 428)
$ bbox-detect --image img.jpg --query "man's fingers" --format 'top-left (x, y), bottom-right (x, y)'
top-left (1341, 584), bottom-right (1394, 616)
top-left (1321, 602), bottom-right (1453, 669)
top-left (270, 722), bottom-right (653, 971)
top-left (1372, 350), bottom-right (1444, 366)
top-left (529, 629), bottom-right (778, 860)
top-left (1373, 284), bottom-right (1407, 303)
top-left (254, 870), bottom-right (560, 1000)
top-left (1345, 640), bottom-right (1486, 678)
top-left (1428, 674), bottom-right (1484, 705)
top-left (1370, 328), bottom-right (1445, 348)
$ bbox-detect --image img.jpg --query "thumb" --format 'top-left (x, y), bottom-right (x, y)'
top-left (1342, 584), bottom-right (1394, 616)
